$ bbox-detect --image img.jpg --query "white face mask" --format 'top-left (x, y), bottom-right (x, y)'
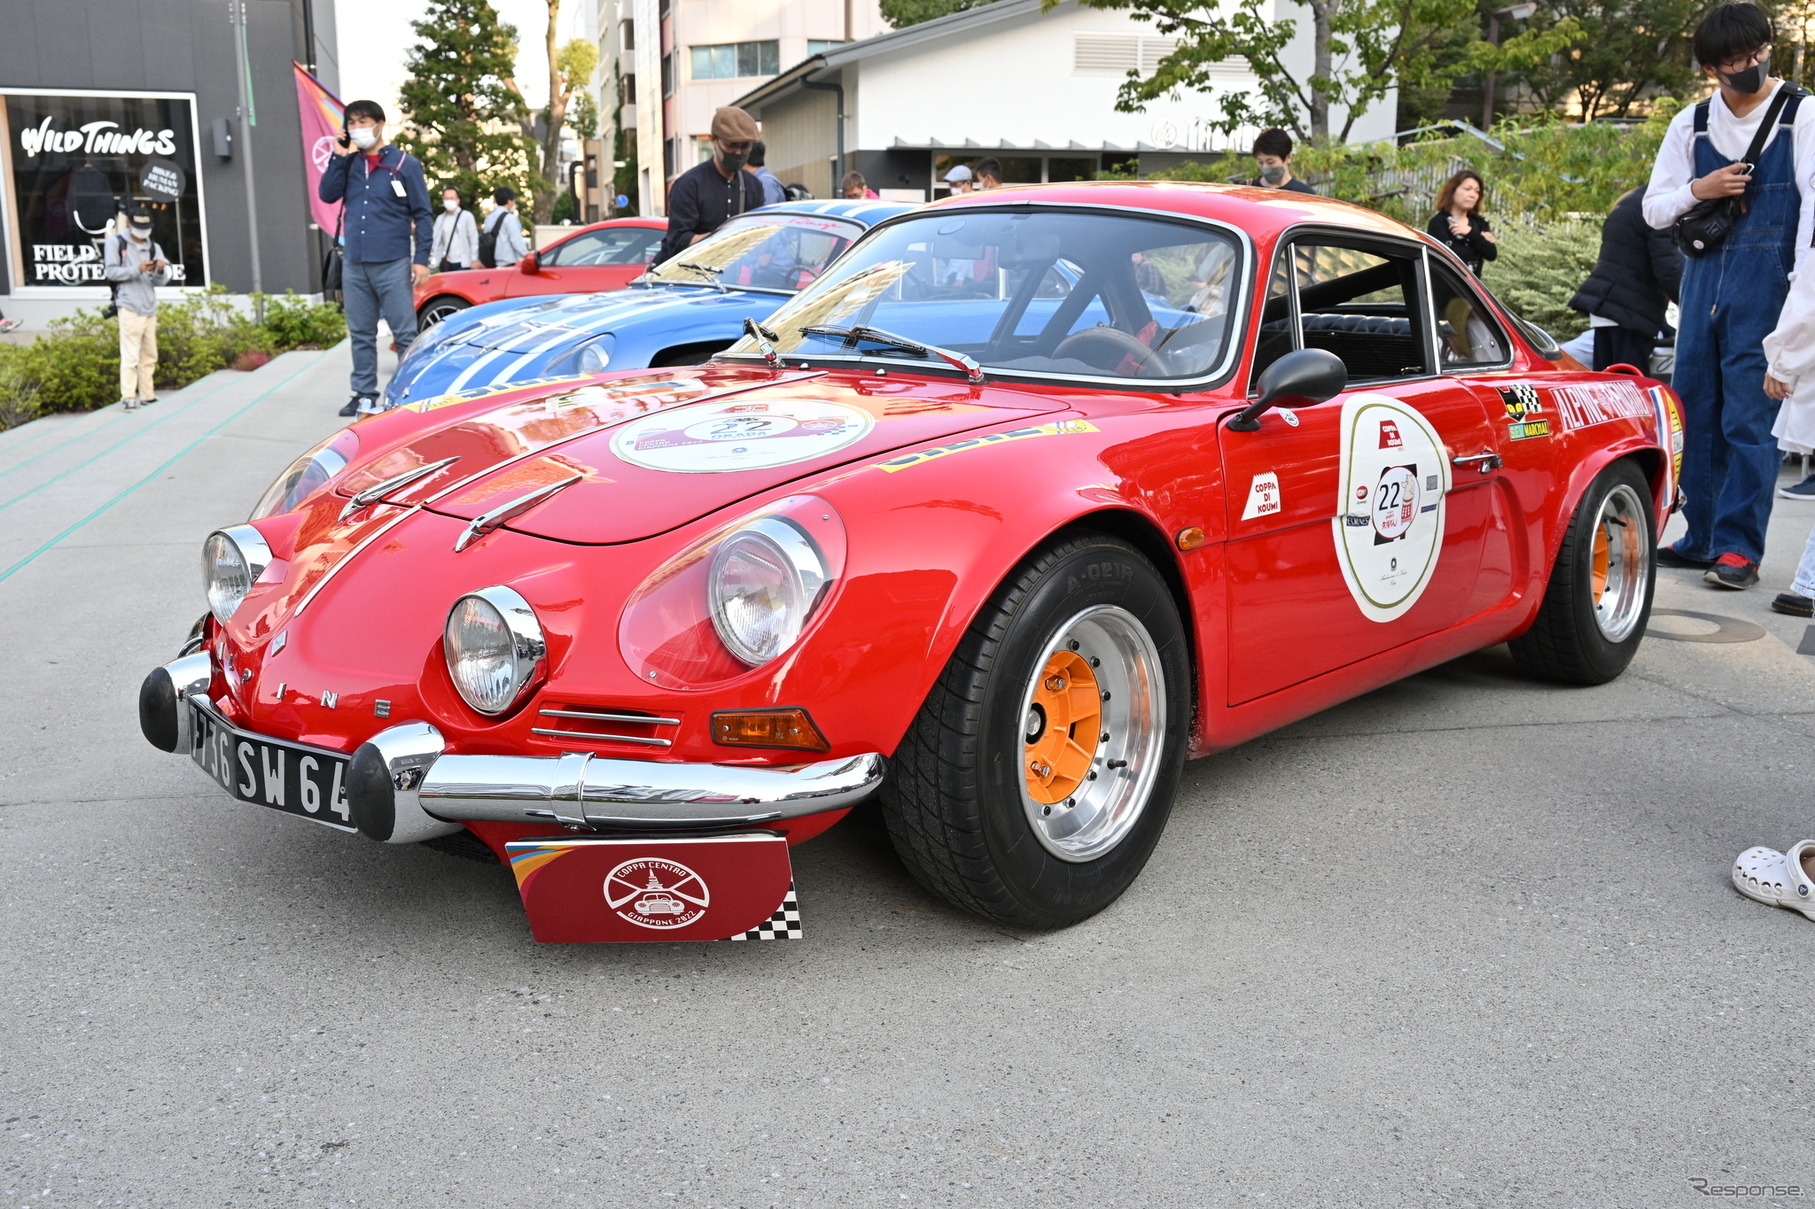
top-left (128, 227), bottom-right (149, 241)
top-left (443, 199), bottom-right (459, 212)
top-left (349, 126), bottom-right (378, 150)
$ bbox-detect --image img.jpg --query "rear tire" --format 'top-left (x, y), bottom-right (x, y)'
top-left (1509, 459), bottom-right (1655, 685)
top-left (417, 295), bottom-right (470, 328)
top-left (880, 534), bottom-right (1190, 929)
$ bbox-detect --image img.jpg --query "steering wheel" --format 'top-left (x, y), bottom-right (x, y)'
top-left (1053, 326), bottom-right (1163, 376)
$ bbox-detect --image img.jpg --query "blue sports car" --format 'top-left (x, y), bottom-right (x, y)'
top-left (383, 200), bottom-right (914, 408)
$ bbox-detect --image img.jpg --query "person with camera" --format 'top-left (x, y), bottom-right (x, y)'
top-left (318, 99), bottom-right (432, 417)
top-left (1643, 3), bottom-right (1815, 589)
top-left (103, 205), bottom-right (170, 412)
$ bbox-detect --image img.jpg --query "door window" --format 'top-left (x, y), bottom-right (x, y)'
top-left (1427, 259), bottom-right (1509, 370)
top-left (540, 227), bottom-right (662, 267)
top-left (1253, 237), bottom-right (1432, 388)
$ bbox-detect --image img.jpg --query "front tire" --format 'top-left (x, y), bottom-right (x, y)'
top-left (1509, 459), bottom-right (1655, 685)
top-left (880, 534), bottom-right (1190, 929)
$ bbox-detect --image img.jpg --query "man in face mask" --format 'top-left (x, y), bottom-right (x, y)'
top-left (103, 204), bottom-right (171, 412)
top-left (1643, 3), bottom-right (1815, 589)
top-left (1250, 129), bottom-right (1316, 195)
top-left (318, 99), bottom-right (434, 417)
top-left (655, 107), bottom-right (762, 267)
top-left (429, 186), bottom-right (479, 274)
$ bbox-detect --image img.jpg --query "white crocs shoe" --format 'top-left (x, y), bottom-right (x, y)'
top-left (1731, 842), bottom-right (1815, 921)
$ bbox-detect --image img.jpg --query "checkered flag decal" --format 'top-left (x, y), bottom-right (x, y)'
top-left (730, 883), bottom-right (802, 941)
top-left (1497, 383), bottom-right (1540, 420)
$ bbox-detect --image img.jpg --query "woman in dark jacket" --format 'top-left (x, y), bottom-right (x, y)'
top-left (1427, 169), bottom-right (1498, 276)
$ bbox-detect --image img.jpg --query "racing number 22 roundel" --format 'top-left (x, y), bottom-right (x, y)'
top-left (1333, 394), bottom-right (1450, 623)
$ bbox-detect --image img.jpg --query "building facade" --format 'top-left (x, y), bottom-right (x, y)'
top-left (0, 0), bottom-right (338, 326)
top-left (594, 0), bottom-right (889, 216)
top-left (733, 0), bottom-right (1399, 201)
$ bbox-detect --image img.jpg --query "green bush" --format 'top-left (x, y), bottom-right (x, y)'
top-left (1490, 218), bottom-right (1603, 339)
top-left (7, 311), bottom-right (120, 413)
top-left (259, 291), bottom-right (346, 349)
top-left (0, 351), bottom-right (44, 429)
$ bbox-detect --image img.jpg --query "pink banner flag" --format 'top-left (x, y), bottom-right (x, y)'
top-left (293, 62), bottom-right (346, 234)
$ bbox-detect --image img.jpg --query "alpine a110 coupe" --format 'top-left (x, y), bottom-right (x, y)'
top-left (140, 181), bottom-right (1680, 943)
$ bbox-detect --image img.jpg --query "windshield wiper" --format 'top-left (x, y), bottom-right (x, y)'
top-left (669, 261), bottom-right (727, 293)
top-left (744, 316), bottom-right (780, 367)
top-left (797, 323), bottom-right (985, 384)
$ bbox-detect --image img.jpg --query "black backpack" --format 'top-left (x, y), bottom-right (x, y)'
top-left (477, 210), bottom-right (505, 270)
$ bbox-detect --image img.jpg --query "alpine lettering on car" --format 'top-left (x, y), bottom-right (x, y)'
top-left (873, 419), bottom-right (1101, 472)
top-left (1550, 380), bottom-right (1651, 430)
top-left (401, 373), bottom-right (597, 414)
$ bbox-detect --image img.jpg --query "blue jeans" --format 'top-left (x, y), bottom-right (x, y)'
top-left (343, 257), bottom-right (418, 396)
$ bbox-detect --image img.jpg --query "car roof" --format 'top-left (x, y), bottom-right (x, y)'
top-left (744, 199), bottom-right (918, 225)
top-left (915, 180), bottom-right (1421, 243)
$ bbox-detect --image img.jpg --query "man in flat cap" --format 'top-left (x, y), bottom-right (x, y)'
top-left (656, 107), bottom-right (762, 266)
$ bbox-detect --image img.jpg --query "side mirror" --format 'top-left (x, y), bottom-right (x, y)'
top-left (1227, 348), bottom-right (1346, 432)
top-left (520, 251), bottom-right (540, 275)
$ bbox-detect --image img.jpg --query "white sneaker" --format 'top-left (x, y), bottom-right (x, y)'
top-left (122, 398), bottom-right (139, 411)
top-left (0, 318), bottom-right (21, 333)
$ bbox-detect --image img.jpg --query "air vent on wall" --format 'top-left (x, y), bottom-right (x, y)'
top-left (1073, 32), bottom-right (1182, 75)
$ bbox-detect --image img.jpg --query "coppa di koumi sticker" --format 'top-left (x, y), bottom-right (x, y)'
top-left (1242, 471), bottom-right (1282, 520)
top-left (1333, 393), bottom-right (1449, 623)
top-left (610, 398), bottom-right (873, 472)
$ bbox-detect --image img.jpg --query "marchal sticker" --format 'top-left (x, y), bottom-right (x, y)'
top-left (605, 858), bottom-right (710, 930)
top-left (610, 398), bottom-right (873, 472)
top-left (1333, 394), bottom-right (1449, 623)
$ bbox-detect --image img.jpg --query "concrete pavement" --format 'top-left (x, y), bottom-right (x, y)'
top-left (1, 347), bottom-right (1812, 1206)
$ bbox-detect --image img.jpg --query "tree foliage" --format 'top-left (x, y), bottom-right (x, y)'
top-left (509, 7), bottom-right (600, 223)
top-left (395, 0), bottom-right (531, 208)
top-left (1498, 0), bottom-right (1704, 119)
top-left (879, 0), bottom-right (1000, 28)
top-left (1061, 0), bottom-right (1577, 142)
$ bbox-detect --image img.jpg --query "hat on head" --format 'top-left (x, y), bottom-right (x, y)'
top-left (126, 204), bottom-right (153, 230)
top-left (492, 185), bottom-right (516, 204)
top-left (943, 165), bottom-right (973, 183)
top-left (710, 107), bottom-right (760, 142)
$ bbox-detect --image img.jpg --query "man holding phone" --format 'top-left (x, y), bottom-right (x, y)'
top-left (318, 99), bottom-right (433, 416)
top-left (1644, 3), bottom-right (1815, 589)
top-left (103, 204), bottom-right (171, 412)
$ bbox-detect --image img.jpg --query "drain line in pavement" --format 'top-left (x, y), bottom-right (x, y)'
top-left (0, 348), bottom-right (334, 586)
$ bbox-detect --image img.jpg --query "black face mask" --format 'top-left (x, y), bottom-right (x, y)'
top-left (718, 149), bottom-right (749, 173)
top-left (1718, 51), bottom-right (1770, 95)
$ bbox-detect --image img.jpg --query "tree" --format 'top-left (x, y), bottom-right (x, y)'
top-left (507, 0), bottom-right (600, 223)
top-left (395, 0), bottom-right (531, 208)
top-left (1496, 0), bottom-right (1703, 119)
top-left (1060, 0), bottom-right (1577, 142)
top-left (879, 0), bottom-right (1000, 27)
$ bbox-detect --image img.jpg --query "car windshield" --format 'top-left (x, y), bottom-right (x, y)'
top-left (720, 208), bottom-right (1244, 382)
top-left (642, 211), bottom-right (865, 293)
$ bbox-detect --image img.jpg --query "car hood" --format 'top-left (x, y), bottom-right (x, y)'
top-left (334, 365), bottom-right (1068, 545)
top-left (442, 285), bottom-right (781, 354)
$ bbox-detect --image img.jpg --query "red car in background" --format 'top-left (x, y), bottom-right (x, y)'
top-left (412, 217), bottom-right (668, 327)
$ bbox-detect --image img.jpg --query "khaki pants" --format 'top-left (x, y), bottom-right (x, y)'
top-left (118, 308), bottom-right (158, 402)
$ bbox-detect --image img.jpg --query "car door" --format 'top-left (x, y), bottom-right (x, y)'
top-left (1218, 232), bottom-right (1514, 704)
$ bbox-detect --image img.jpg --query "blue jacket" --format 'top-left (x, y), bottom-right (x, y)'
top-left (318, 144), bottom-right (433, 266)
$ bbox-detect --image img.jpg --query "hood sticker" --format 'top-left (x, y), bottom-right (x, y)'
top-left (873, 419), bottom-right (1098, 473)
top-left (1333, 393), bottom-right (1449, 623)
top-left (610, 398), bottom-right (873, 473)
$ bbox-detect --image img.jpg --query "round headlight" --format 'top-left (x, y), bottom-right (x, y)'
top-left (708, 518), bottom-right (829, 666)
top-left (443, 585), bottom-right (547, 715)
top-left (202, 525), bottom-right (274, 624)
top-left (578, 339), bottom-right (612, 373)
top-left (249, 430), bottom-right (357, 520)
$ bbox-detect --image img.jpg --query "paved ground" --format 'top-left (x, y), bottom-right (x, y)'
top-left (2, 347), bottom-right (1812, 1207)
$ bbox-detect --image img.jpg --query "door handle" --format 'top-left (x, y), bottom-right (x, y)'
top-left (1451, 451), bottom-right (1502, 472)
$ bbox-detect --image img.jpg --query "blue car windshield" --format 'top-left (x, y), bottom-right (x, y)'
top-left (723, 208), bottom-right (1244, 382)
top-left (643, 211), bottom-right (865, 293)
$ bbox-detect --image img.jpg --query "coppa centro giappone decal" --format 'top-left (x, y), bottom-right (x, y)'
top-left (1333, 393), bottom-right (1450, 623)
top-left (610, 398), bottom-right (873, 472)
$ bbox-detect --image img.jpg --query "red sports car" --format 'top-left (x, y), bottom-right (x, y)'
top-left (141, 182), bottom-right (1680, 943)
top-left (412, 216), bottom-right (667, 327)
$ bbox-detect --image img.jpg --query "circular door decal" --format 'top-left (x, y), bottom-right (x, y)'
top-left (609, 398), bottom-right (873, 473)
top-left (1333, 393), bottom-right (1450, 623)
top-left (605, 858), bottom-right (709, 930)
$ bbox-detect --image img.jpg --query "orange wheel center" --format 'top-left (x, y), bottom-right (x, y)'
top-left (1024, 649), bottom-right (1103, 804)
top-left (1592, 524), bottom-right (1611, 605)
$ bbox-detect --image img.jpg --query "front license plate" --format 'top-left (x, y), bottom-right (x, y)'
top-left (188, 698), bottom-right (356, 831)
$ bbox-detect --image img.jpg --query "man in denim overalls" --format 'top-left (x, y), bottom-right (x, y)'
top-left (1644, 4), bottom-right (1813, 589)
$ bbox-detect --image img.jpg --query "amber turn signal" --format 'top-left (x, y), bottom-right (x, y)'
top-left (710, 707), bottom-right (831, 752)
top-left (1175, 526), bottom-right (1206, 550)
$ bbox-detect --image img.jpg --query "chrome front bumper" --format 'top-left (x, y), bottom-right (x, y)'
top-left (142, 653), bottom-right (886, 843)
